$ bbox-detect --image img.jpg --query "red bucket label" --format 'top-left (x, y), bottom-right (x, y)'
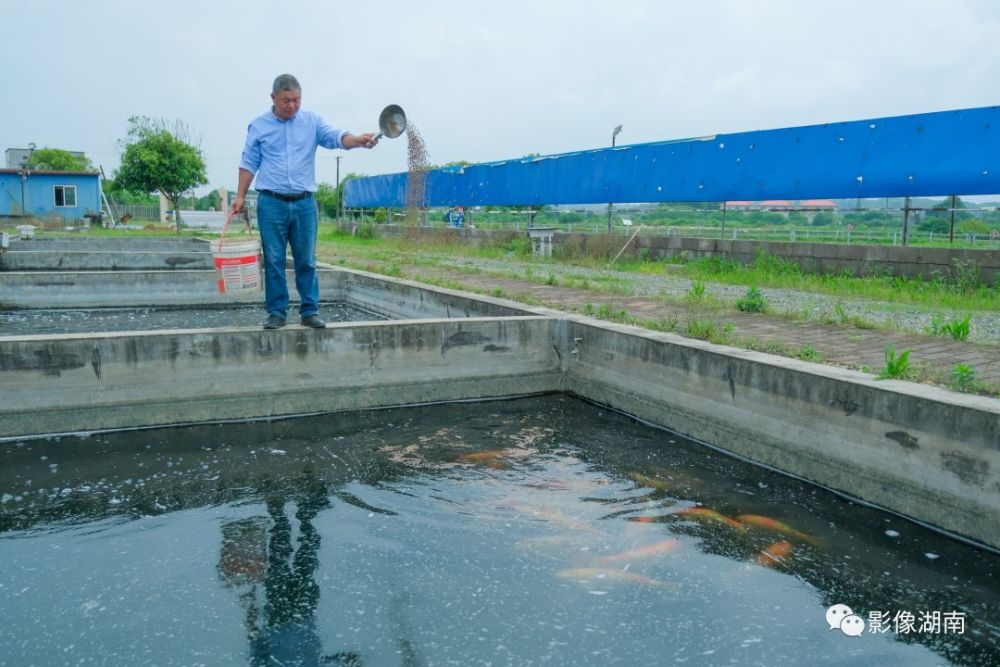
top-left (214, 252), bottom-right (262, 293)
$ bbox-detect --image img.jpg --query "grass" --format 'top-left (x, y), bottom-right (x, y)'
top-left (877, 346), bottom-right (912, 380)
top-left (949, 364), bottom-right (978, 393)
top-left (680, 251), bottom-right (999, 312)
top-left (797, 345), bottom-right (823, 362)
top-left (927, 314), bottom-right (972, 341)
top-left (305, 232), bottom-right (999, 396)
top-left (735, 286), bottom-right (767, 313)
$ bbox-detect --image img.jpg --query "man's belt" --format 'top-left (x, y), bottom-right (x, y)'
top-left (258, 189), bottom-right (312, 202)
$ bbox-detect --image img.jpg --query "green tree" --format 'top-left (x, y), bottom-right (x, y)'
top-left (918, 215), bottom-right (951, 234)
top-left (315, 182), bottom-right (339, 219)
top-left (811, 211), bottom-right (836, 226)
top-left (958, 219), bottom-right (990, 235)
top-left (316, 173), bottom-right (363, 219)
top-left (194, 190), bottom-right (222, 211)
top-left (27, 148), bottom-right (93, 172)
top-left (114, 116), bottom-right (207, 227)
top-left (102, 177), bottom-right (157, 205)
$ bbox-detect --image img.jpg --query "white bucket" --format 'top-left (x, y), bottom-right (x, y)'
top-left (211, 238), bottom-right (262, 293)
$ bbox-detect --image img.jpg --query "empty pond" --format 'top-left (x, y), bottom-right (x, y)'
top-left (0, 302), bottom-right (387, 335)
top-left (0, 395), bottom-right (996, 666)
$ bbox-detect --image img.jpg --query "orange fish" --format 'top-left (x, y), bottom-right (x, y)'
top-left (627, 515), bottom-right (671, 524)
top-left (675, 507), bottom-right (746, 531)
top-left (737, 514), bottom-right (821, 545)
top-left (455, 451), bottom-right (509, 469)
top-left (756, 540), bottom-right (793, 568)
top-left (627, 473), bottom-right (672, 493)
top-left (597, 539), bottom-right (680, 563)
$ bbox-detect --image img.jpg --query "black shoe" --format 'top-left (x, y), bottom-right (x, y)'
top-left (263, 315), bottom-right (286, 330)
top-left (300, 315), bottom-right (326, 328)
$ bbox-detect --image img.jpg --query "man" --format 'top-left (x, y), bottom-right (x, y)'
top-left (232, 74), bottom-right (377, 329)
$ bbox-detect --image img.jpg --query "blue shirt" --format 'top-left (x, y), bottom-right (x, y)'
top-left (239, 109), bottom-right (348, 194)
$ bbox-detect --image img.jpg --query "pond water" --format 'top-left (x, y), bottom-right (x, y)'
top-left (0, 302), bottom-right (386, 335)
top-left (0, 395), bottom-right (996, 666)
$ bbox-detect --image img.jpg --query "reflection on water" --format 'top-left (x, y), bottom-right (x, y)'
top-left (0, 302), bottom-right (386, 336)
top-left (0, 396), bottom-right (997, 666)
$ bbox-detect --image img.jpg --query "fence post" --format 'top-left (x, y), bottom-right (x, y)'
top-left (949, 194), bottom-right (956, 244)
top-left (901, 196), bottom-right (911, 247)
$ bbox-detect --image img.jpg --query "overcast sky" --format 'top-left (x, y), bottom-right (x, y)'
top-left (3, 0), bottom-right (1000, 193)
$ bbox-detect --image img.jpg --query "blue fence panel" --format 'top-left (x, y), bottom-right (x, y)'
top-left (344, 106), bottom-right (1000, 208)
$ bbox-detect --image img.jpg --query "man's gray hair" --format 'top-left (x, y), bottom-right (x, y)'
top-left (272, 74), bottom-right (301, 94)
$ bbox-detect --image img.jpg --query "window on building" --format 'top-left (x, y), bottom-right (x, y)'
top-left (54, 185), bottom-right (77, 207)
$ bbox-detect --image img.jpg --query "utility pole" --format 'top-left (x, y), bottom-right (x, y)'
top-left (608, 125), bottom-right (622, 233)
top-left (335, 155), bottom-right (342, 221)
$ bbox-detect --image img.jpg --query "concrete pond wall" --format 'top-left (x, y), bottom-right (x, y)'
top-left (0, 237), bottom-right (216, 271)
top-left (2, 265), bottom-right (998, 550)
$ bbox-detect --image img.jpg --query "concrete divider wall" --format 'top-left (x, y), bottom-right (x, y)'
top-left (0, 238), bottom-right (217, 271)
top-left (0, 316), bottom-right (561, 438)
top-left (341, 268), bottom-right (538, 320)
top-left (560, 317), bottom-right (1000, 548)
top-left (0, 270), bottom-right (346, 309)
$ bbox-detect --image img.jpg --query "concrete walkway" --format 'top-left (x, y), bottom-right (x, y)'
top-left (348, 258), bottom-right (1000, 391)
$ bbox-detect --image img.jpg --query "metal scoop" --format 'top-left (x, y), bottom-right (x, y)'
top-left (375, 104), bottom-right (407, 140)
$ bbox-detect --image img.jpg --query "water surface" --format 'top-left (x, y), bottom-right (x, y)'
top-left (0, 302), bottom-right (386, 335)
top-left (1, 396), bottom-right (996, 666)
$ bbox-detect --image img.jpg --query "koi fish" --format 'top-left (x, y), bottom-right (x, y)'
top-left (627, 514), bottom-right (670, 524)
top-left (597, 539), bottom-right (680, 563)
top-left (455, 451), bottom-right (509, 469)
top-left (675, 507), bottom-right (746, 531)
top-left (556, 567), bottom-right (667, 588)
top-left (737, 514), bottom-right (822, 545)
top-left (513, 535), bottom-right (579, 551)
top-left (756, 540), bottom-right (793, 568)
top-left (507, 503), bottom-right (596, 533)
top-left (627, 472), bottom-right (672, 493)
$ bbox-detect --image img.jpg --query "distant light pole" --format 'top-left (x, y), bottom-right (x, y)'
top-left (608, 125), bottom-right (622, 232)
top-left (335, 155), bottom-right (342, 221)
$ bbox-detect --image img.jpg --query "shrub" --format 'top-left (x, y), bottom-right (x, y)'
top-left (928, 314), bottom-right (971, 341)
top-left (735, 286), bottom-right (767, 313)
top-left (949, 364), bottom-right (978, 392)
top-left (797, 346), bottom-right (822, 362)
top-left (943, 315), bottom-right (971, 341)
top-left (685, 281), bottom-right (707, 304)
top-left (686, 319), bottom-right (717, 340)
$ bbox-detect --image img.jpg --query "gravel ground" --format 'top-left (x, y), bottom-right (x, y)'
top-left (408, 254), bottom-right (1000, 344)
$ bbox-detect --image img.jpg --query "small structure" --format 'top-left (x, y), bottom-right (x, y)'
top-left (0, 169), bottom-right (101, 222)
top-left (528, 226), bottom-right (556, 257)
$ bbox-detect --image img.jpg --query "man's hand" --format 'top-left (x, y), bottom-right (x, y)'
top-left (231, 195), bottom-right (246, 215)
top-left (345, 133), bottom-right (379, 149)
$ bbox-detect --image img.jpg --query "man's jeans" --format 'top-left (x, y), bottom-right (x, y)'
top-left (256, 194), bottom-right (320, 319)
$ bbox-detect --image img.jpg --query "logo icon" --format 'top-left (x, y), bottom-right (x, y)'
top-left (827, 604), bottom-right (866, 637)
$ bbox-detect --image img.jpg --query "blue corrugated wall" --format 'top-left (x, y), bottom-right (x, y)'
top-left (344, 105), bottom-right (1000, 208)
